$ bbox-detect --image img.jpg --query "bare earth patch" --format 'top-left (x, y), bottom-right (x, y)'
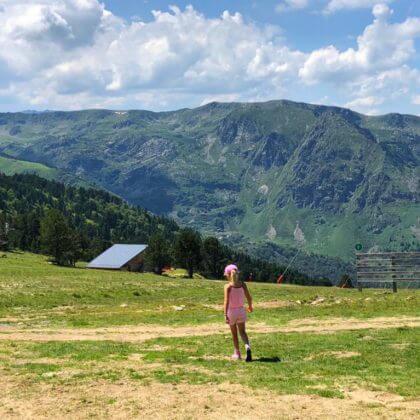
top-left (0, 316), bottom-right (418, 343)
top-left (305, 351), bottom-right (361, 361)
top-left (256, 300), bottom-right (295, 309)
top-left (326, 351), bottom-right (361, 359)
top-left (0, 377), bottom-right (418, 420)
top-left (283, 316), bottom-right (420, 333)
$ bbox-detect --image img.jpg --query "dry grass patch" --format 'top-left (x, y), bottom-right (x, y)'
top-left (0, 376), bottom-right (418, 420)
top-left (389, 343), bottom-right (412, 350)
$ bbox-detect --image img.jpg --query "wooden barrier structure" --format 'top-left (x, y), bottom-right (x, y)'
top-left (356, 252), bottom-right (420, 292)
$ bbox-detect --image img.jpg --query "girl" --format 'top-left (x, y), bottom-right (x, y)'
top-left (223, 264), bottom-right (253, 361)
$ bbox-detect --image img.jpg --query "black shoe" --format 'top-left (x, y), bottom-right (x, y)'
top-left (245, 347), bottom-right (252, 362)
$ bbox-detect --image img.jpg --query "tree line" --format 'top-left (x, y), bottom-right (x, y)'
top-left (0, 173), bottom-right (330, 285)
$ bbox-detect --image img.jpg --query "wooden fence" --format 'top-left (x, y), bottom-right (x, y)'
top-left (356, 252), bottom-right (420, 292)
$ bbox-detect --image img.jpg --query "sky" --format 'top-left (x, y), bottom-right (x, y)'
top-left (0, 0), bottom-right (419, 115)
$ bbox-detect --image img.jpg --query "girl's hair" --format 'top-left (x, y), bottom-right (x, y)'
top-left (229, 269), bottom-right (241, 287)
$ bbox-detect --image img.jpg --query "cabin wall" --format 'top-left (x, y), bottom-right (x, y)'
top-left (124, 253), bottom-right (145, 272)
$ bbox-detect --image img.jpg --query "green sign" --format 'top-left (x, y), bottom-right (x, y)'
top-left (355, 243), bottom-right (363, 251)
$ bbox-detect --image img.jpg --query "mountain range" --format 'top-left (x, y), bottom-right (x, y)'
top-left (0, 100), bottom-right (418, 279)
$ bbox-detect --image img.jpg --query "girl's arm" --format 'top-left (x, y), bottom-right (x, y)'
top-left (243, 282), bottom-right (253, 312)
top-left (224, 284), bottom-right (230, 323)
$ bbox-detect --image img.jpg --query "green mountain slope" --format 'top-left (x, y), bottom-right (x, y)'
top-left (0, 153), bottom-right (58, 179)
top-left (0, 152), bottom-right (94, 188)
top-left (0, 101), bottom-right (418, 268)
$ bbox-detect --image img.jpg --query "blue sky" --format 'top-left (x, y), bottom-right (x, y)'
top-left (0, 0), bottom-right (419, 114)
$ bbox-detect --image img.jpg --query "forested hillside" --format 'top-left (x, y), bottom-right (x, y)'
top-left (0, 173), bottom-right (328, 285)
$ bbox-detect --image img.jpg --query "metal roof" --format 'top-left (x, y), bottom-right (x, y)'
top-left (87, 244), bottom-right (148, 269)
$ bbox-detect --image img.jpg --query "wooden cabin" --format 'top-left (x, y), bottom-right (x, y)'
top-left (87, 244), bottom-right (148, 272)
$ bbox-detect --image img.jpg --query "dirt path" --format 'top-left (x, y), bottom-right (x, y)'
top-left (0, 316), bottom-right (418, 342)
top-left (1, 378), bottom-right (418, 419)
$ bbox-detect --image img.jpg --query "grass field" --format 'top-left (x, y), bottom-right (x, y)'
top-left (0, 252), bottom-right (419, 419)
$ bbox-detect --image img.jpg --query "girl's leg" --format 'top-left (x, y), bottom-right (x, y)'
top-left (238, 322), bottom-right (252, 362)
top-left (229, 324), bottom-right (240, 354)
top-left (237, 322), bottom-right (249, 346)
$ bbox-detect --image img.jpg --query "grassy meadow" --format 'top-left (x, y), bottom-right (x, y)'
top-left (0, 252), bottom-right (419, 419)
top-left (0, 155), bottom-right (58, 179)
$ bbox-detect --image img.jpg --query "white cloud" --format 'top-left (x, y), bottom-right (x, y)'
top-left (300, 5), bottom-right (420, 84)
top-left (343, 66), bottom-right (420, 113)
top-left (325, 0), bottom-right (393, 14)
top-left (345, 96), bottom-right (383, 108)
top-left (0, 2), bottom-right (306, 109)
top-left (412, 95), bottom-right (420, 106)
top-left (276, 0), bottom-right (309, 13)
top-left (372, 3), bottom-right (392, 19)
top-left (344, 95), bottom-right (383, 114)
top-left (0, 1), bottom-right (418, 115)
top-left (0, 0), bottom-right (122, 78)
top-left (299, 6), bottom-right (420, 113)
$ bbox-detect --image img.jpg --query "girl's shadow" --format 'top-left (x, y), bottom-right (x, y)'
top-left (252, 356), bottom-right (281, 363)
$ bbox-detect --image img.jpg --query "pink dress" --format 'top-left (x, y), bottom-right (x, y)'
top-left (227, 285), bottom-right (247, 325)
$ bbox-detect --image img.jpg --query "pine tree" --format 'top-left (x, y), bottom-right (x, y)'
top-left (202, 237), bottom-right (226, 279)
top-left (174, 228), bottom-right (202, 278)
top-left (0, 211), bottom-right (8, 251)
top-left (144, 233), bottom-right (172, 275)
top-left (40, 209), bottom-right (79, 266)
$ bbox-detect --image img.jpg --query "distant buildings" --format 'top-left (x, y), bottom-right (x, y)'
top-left (87, 244), bottom-right (148, 271)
